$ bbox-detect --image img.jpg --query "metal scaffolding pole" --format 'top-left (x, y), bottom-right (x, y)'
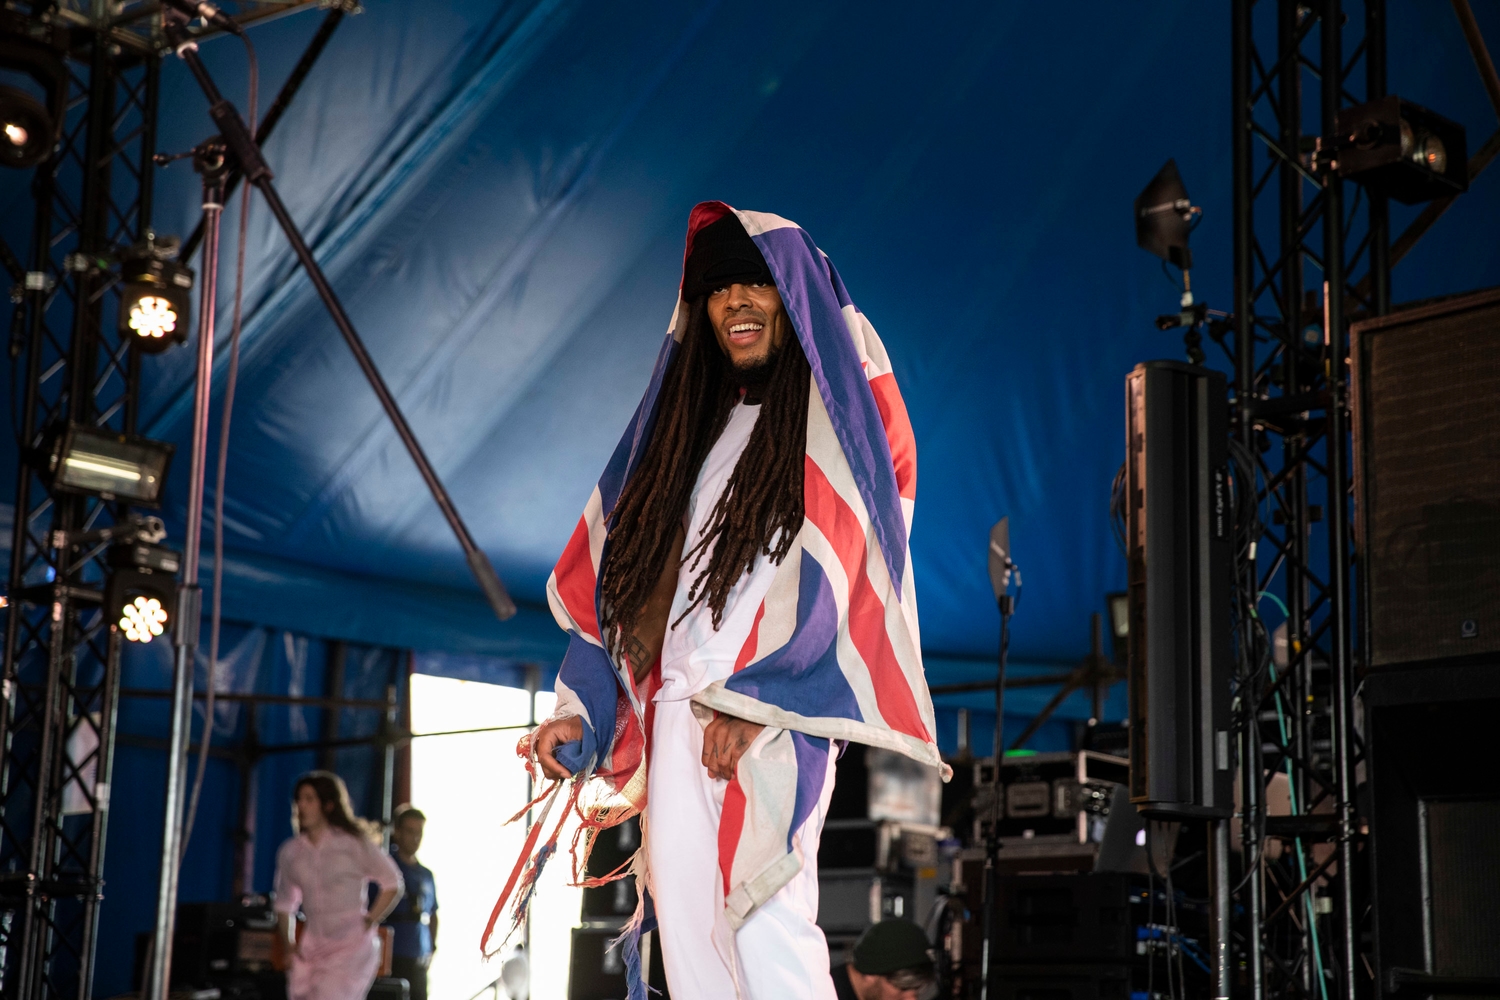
top-left (0, 12), bottom-right (158, 998)
top-left (1228, 2), bottom-right (1388, 998)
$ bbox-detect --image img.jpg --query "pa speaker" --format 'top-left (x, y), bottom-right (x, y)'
top-left (1124, 361), bottom-right (1232, 819)
top-left (1364, 675), bottom-right (1500, 999)
top-left (1351, 286), bottom-right (1500, 669)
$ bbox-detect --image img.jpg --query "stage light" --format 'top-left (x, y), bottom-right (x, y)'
top-left (118, 248), bottom-right (194, 353)
top-left (43, 423), bottom-right (175, 506)
top-left (106, 541), bottom-right (180, 645)
top-left (1335, 96), bottom-right (1467, 204)
top-left (0, 17), bottom-right (68, 170)
top-left (0, 84), bottom-right (53, 168)
top-left (121, 595), bottom-right (168, 642)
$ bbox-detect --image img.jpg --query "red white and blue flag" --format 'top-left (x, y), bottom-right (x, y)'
top-left (484, 204), bottom-right (945, 982)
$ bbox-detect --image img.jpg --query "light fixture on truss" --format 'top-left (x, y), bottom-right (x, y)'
top-left (106, 540), bottom-right (180, 645)
top-left (118, 235), bottom-right (195, 352)
top-left (42, 423), bottom-right (175, 506)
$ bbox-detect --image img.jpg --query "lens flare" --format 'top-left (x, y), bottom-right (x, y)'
top-left (128, 295), bottom-right (178, 339)
top-left (120, 595), bottom-right (168, 643)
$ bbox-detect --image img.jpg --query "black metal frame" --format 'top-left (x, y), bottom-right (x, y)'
top-left (1228, 3), bottom-right (1379, 1000)
top-left (0, 5), bottom-right (334, 995)
top-left (0, 14), bottom-right (158, 996)
top-left (1229, 4), bottom-right (1500, 998)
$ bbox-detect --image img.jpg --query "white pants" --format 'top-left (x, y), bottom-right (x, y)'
top-left (646, 698), bottom-right (838, 1000)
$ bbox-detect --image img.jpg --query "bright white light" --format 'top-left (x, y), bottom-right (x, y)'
top-left (63, 455), bottom-right (143, 482)
top-left (128, 295), bottom-right (177, 339)
top-left (3, 122), bottom-right (27, 147)
top-left (120, 595), bottom-right (168, 643)
top-left (1135, 828), bottom-right (1147, 847)
top-left (410, 675), bottom-right (572, 1000)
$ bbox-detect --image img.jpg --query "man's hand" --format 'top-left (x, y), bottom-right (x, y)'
top-left (701, 714), bottom-right (765, 781)
top-left (533, 716), bottom-right (584, 780)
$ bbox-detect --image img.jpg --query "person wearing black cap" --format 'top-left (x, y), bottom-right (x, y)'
top-left (831, 919), bottom-right (938, 1000)
top-left (523, 203), bottom-right (939, 1000)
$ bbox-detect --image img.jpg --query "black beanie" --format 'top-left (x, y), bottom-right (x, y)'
top-left (682, 213), bottom-right (774, 299)
top-left (851, 919), bottom-right (935, 976)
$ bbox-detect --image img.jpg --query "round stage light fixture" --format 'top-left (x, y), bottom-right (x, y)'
top-left (0, 84), bottom-right (55, 169)
top-left (1337, 96), bottom-right (1467, 204)
top-left (121, 594), bottom-right (169, 643)
top-left (106, 541), bottom-right (180, 644)
top-left (118, 253), bottom-right (194, 353)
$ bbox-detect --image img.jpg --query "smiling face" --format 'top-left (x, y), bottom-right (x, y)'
top-left (705, 282), bottom-right (792, 370)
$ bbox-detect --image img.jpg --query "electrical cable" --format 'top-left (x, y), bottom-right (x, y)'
top-left (181, 28), bottom-right (257, 858)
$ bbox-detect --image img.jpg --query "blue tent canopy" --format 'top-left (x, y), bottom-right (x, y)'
top-left (6, 0), bottom-right (1496, 671)
top-left (1, 2), bottom-right (1497, 991)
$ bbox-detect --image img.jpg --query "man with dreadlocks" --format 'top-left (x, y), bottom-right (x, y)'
top-left (487, 204), bottom-right (945, 1000)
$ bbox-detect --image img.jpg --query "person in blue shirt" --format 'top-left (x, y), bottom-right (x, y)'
top-left (383, 805), bottom-right (438, 1000)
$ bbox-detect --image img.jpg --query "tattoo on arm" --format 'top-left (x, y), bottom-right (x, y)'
top-left (625, 633), bottom-right (650, 673)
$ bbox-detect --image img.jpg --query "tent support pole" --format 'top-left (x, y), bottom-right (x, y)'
top-left (162, 11), bottom-right (518, 624)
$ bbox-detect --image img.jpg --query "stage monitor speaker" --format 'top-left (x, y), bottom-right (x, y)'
top-left (1364, 685), bottom-right (1500, 999)
top-left (1351, 286), bottom-right (1500, 669)
top-left (1123, 361), bottom-right (1232, 819)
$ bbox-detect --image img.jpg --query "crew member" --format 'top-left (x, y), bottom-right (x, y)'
top-left (274, 771), bottom-right (404, 1000)
top-left (830, 920), bottom-right (938, 1000)
top-left (503, 204), bottom-right (944, 1000)
top-left (384, 805), bottom-right (439, 1000)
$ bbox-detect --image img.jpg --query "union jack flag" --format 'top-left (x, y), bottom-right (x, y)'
top-left (484, 204), bottom-right (945, 990)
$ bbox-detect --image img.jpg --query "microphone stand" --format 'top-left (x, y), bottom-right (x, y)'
top-left (144, 140), bottom-right (229, 1000)
top-left (145, 13), bottom-right (518, 998)
top-left (979, 586), bottom-right (1015, 1000)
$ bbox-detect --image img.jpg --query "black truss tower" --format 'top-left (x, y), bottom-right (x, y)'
top-left (0, 11), bottom-right (159, 999)
top-left (1229, 3), bottom-right (1384, 1000)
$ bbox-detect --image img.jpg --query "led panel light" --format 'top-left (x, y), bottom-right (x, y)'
top-left (106, 542), bottom-right (179, 645)
top-left (45, 424), bottom-right (175, 506)
top-left (118, 256), bottom-right (194, 353)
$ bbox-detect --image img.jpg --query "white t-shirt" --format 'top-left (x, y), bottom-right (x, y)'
top-left (657, 401), bottom-right (781, 702)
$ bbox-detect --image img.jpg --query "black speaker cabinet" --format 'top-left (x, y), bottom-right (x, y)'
top-left (568, 925), bottom-right (669, 999)
top-left (1364, 668), bottom-right (1500, 999)
top-left (1351, 286), bottom-right (1500, 669)
top-left (1124, 361), bottom-right (1232, 819)
top-left (987, 963), bottom-right (1133, 1000)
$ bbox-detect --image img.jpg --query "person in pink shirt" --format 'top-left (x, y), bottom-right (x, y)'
top-left (274, 771), bottom-right (405, 1000)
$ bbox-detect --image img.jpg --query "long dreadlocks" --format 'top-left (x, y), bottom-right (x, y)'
top-left (598, 295), bottom-right (811, 659)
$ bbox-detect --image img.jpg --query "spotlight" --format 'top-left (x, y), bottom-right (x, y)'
top-left (106, 541), bottom-right (180, 645)
top-left (0, 85), bottom-right (51, 168)
top-left (0, 15), bottom-right (68, 170)
top-left (1335, 96), bottom-right (1467, 204)
top-left (42, 423), bottom-right (175, 506)
top-left (118, 239), bottom-right (194, 352)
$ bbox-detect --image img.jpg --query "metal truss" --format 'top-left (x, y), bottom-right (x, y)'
top-left (1228, 2), bottom-right (1383, 1000)
top-left (0, 7), bottom-right (159, 997)
top-left (42, 1), bottom-right (331, 58)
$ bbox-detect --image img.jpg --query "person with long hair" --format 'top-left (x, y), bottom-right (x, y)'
top-left (504, 205), bottom-right (942, 1000)
top-left (274, 771), bottom-right (404, 1000)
